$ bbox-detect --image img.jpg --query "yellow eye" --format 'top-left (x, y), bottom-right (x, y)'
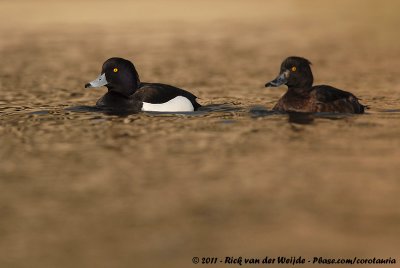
top-left (291, 66), bottom-right (297, 72)
top-left (113, 68), bottom-right (118, 73)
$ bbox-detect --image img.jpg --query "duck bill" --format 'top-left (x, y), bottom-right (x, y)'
top-left (85, 73), bottom-right (108, 88)
top-left (265, 71), bottom-right (289, 87)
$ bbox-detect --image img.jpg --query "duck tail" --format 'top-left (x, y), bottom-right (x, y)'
top-left (358, 103), bottom-right (369, 114)
top-left (193, 99), bottom-right (202, 110)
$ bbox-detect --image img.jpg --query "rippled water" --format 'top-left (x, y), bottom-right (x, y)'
top-left (1, 1), bottom-right (400, 268)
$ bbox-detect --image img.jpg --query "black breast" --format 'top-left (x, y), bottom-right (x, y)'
top-left (96, 91), bottom-right (143, 112)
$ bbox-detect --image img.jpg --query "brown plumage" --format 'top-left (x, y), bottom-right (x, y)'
top-left (265, 57), bottom-right (365, 114)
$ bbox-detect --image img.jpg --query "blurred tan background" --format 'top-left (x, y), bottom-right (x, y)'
top-left (1, 1), bottom-right (400, 268)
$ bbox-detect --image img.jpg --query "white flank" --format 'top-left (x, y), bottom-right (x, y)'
top-left (141, 96), bottom-right (194, 112)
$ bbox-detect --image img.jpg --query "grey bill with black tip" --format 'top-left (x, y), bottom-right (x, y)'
top-left (265, 70), bottom-right (289, 87)
top-left (85, 73), bottom-right (108, 88)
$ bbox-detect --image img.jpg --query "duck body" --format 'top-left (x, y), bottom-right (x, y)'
top-left (265, 57), bottom-right (365, 114)
top-left (86, 57), bottom-right (201, 112)
top-left (134, 82), bottom-right (201, 112)
top-left (95, 82), bottom-right (200, 112)
top-left (273, 85), bottom-right (365, 113)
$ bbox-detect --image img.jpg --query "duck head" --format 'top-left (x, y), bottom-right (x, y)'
top-left (85, 57), bottom-right (140, 97)
top-left (265, 56), bottom-right (314, 89)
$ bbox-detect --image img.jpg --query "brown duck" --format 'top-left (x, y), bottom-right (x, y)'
top-left (265, 57), bottom-right (365, 114)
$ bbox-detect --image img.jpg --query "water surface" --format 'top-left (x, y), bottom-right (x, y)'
top-left (1, 1), bottom-right (400, 267)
